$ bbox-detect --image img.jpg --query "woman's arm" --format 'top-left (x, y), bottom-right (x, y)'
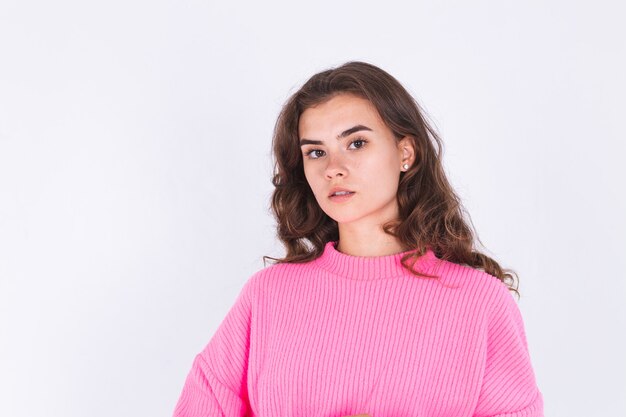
top-left (172, 277), bottom-right (257, 417)
top-left (472, 283), bottom-right (544, 417)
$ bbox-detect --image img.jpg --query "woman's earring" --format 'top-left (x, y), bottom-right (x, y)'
top-left (402, 163), bottom-right (409, 171)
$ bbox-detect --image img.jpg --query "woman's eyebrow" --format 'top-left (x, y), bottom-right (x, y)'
top-left (299, 124), bottom-right (373, 146)
top-left (337, 124), bottom-right (372, 139)
top-left (299, 138), bottom-right (324, 146)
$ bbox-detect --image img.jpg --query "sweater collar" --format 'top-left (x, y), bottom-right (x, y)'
top-left (315, 240), bottom-right (438, 280)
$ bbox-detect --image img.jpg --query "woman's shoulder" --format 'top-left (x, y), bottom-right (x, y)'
top-left (244, 258), bottom-right (319, 289)
top-left (433, 257), bottom-right (512, 301)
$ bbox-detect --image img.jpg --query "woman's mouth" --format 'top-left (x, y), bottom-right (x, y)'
top-left (329, 191), bottom-right (355, 202)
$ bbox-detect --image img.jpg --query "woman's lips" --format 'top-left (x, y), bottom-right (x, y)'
top-left (328, 191), bottom-right (355, 202)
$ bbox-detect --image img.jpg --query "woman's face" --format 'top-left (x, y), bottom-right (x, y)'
top-left (298, 93), bottom-right (414, 228)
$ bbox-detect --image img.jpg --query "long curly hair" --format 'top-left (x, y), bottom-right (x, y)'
top-left (263, 61), bottom-right (519, 298)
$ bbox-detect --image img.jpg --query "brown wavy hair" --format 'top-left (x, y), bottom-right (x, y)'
top-left (262, 61), bottom-right (520, 298)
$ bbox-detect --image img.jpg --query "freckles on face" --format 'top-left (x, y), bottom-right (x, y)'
top-left (297, 94), bottom-right (405, 225)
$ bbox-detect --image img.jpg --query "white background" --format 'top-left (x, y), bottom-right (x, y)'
top-left (1, 1), bottom-right (625, 416)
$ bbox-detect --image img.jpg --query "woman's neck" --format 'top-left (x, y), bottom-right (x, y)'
top-left (335, 226), bottom-right (408, 257)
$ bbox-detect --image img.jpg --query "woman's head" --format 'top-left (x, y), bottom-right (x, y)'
top-left (273, 62), bottom-right (446, 249)
top-left (266, 61), bottom-right (519, 295)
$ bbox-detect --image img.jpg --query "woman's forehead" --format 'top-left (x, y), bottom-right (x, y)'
top-left (298, 94), bottom-right (383, 138)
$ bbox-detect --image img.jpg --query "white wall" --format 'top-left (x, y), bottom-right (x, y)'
top-left (1, 1), bottom-right (624, 416)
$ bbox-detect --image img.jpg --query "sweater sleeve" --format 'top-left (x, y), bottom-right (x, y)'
top-left (472, 282), bottom-right (544, 417)
top-left (172, 276), bottom-right (256, 417)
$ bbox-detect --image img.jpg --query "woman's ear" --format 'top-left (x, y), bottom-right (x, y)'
top-left (398, 136), bottom-right (416, 167)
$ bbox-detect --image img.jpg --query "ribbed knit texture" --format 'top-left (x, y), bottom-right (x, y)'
top-left (173, 241), bottom-right (544, 417)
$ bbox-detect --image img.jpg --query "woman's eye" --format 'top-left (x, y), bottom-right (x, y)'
top-left (305, 149), bottom-right (325, 159)
top-left (349, 138), bottom-right (367, 149)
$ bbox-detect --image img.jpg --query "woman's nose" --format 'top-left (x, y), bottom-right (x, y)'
top-left (324, 154), bottom-right (348, 179)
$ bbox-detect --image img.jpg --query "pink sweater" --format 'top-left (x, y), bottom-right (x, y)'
top-left (173, 241), bottom-right (544, 417)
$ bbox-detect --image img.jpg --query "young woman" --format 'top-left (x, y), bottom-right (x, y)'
top-left (172, 62), bottom-right (544, 417)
